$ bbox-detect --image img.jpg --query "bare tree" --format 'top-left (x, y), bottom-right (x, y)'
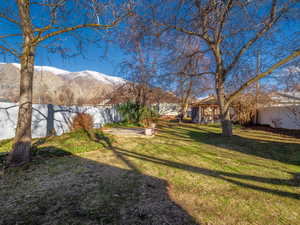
top-left (175, 74), bottom-right (212, 121)
top-left (58, 88), bottom-right (75, 106)
top-left (119, 13), bottom-right (162, 109)
top-left (150, 0), bottom-right (300, 136)
top-left (164, 35), bottom-right (212, 121)
top-left (0, 0), bottom-right (131, 166)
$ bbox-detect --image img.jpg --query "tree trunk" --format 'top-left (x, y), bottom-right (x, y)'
top-left (216, 74), bottom-right (233, 137)
top-left (7, 0), bottom-right (35, 166)
top-left (8, 53), bottom-right (35, 166)
top-left (46, 104), bottom-right (55, 136)
top-left (179, 77), bottom-right (193, 122)
top-left (179, 102), bottom-right (189, 122)
top-left (220, 106), bottom-right (232, 136)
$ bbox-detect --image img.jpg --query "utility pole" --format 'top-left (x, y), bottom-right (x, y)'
top-left (255, 50), bottom-right (261, 124)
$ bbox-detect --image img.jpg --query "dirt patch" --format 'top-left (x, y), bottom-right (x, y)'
top-left (104, 128), bottom-right (154, 138)
top-left (0, 151), bottom-right (197, 225)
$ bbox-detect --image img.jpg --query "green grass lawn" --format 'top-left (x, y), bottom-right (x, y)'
top-left (0, 122), bottom-right (299, 225)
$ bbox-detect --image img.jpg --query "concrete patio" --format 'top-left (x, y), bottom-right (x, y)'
top-left (103, 127), bottom-right (154, 138)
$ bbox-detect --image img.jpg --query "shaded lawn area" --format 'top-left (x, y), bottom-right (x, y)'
top-left (0, 122), bottom-right (300, 225)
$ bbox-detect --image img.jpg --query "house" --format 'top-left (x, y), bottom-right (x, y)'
top-left (0, 97), bottom-right (10, 102)
top-left (98, 83), bottom-right (181, 116)
top-left (191, 96), bottom-right (220, 124)
top-left (257, 91), bottom-right (300, 129)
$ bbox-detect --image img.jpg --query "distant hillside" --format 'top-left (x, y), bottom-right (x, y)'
top-left (0, 63), bottom-right (126, 105)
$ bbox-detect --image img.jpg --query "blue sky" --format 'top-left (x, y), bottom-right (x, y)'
top-left (0, 0), bottom-right (299, 83)
top-left (35, 43), bottom-right (127, 76)
top-left (0, 0), bottom-right (128, 78)
top-left (0, 43), bottom-right (127, 77)
top-left (0, 27), bottom-right (127, 78)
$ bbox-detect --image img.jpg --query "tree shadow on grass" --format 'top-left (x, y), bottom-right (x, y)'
top-left (0, 145), bottom-right (199, 225)
top-left (246, 125), bottom-right (300, 139)
top-left (158, 124), bottom-right (300, 166)
top-left (186, 127), bottom-right (300, 166)
top-left (112, 147), bottom-right (300, 200)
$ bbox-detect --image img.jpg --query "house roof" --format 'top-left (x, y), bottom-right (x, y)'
top-left (191, 96), bottom-right (219, 107)
top-left (267, 91), bottom-right (300, 106)
top-left (98, 83), bottom-right (180, 105)
top-left (0, 97), bottom-right (11, 103)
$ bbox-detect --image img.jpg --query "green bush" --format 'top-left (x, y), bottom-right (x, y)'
top-left (104, 121), bottom-right (142, 128)
top-left (116, 101), bottom-right (140, 124)
top-left (116, 101), bottom-right (158, 127)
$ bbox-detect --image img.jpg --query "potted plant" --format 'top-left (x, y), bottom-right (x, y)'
top-left (140, 106), bottom-right (158, 136)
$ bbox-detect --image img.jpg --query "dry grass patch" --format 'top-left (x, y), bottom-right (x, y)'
top-left (0, 122), bottom-right (299, 225)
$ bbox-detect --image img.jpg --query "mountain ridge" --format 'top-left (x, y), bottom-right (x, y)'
top-left (0, 63), bottom-right (126, 105)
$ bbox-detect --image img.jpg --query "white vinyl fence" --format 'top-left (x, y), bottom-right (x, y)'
top-left (0, 102), bottom-right (121, 140)
top-left (257, 105), bottom-right (300, 129)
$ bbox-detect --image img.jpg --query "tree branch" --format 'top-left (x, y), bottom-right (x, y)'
top-left (0, 12), bottom-right (20, 25)
top-left (215, 0), bottom-right (234, 43)
top-left (0, 45), bottom-right (19, 57)
top-left (31, 1), bottom-right (66, 7)
top-left (156, 22), bottom-right (209, 42)
top-left (179, 71), bottom-right (215, 77)
top-left (225, 0), bottom-right (289, 74)
top-left (0, 33), bottom-right (22, 39)
top-left (35, 16), bottom-right (125, 44)
top-left (227, 48), bottom-right (300, 107)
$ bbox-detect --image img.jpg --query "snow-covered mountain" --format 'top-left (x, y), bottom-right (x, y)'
top-left (61, 70), bottom-right (125, 86)
top-left (0, 63), bottom-right (126, 104)
top-left (1, 63), bottom-right (125, 85)
top-left (6, 63), bottom-right (70, 75)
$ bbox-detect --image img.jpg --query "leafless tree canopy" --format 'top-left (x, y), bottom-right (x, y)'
top-left (0, 0), bottom-right (131, 166)
top-left (0, 0), bottom-right (131, 59)
top-left (136, 0), bottom-right (300, 135)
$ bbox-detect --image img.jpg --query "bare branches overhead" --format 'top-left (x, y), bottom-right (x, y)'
top-left (0, 0), bottom-right (132, 58)
top-left (142, 0), bottom-right (300, 136)
top-left (0, 0), bottom-right (131, 165)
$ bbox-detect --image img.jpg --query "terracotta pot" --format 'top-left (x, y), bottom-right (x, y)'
top-left (145, 128), bottom-right (153, 136)
top-left (150, 123), bottom-right (156, 129)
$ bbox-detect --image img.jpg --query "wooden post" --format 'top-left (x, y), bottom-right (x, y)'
top-left (199, 106), bottom-right (202, 124)
top-left (212, 106), bottom-right (215, 124)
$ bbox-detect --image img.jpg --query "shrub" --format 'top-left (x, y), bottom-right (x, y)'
top-left (139, 106), bottom-right (159, 127)
top-left (232, 92), bottom-right (271, 125)
top-left (116, 101), bottom-right (140, 123)
top-left (71, 113), bottom-right (94, 131)
top-left (117, 101), bottom-right (158, 127)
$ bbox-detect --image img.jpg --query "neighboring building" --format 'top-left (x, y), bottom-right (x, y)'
top-left (191, 96), bottom-right (220, 124)
top-left (257, 91), bottom-right (300, 129)
top-left (154, 102), bottom-right (181, 116)
top-left (0, 97), bottom-right (10, 102)
top-left (100, 83), bottom-right (181, 116)
top-left (189, 90), bottom-right (300, 129)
